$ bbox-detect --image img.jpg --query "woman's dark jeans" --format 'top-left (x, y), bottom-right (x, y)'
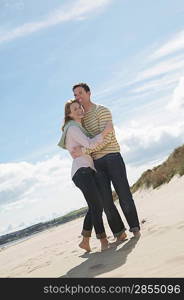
top-left (73, 166), bottom-right (126, 238)
top-left (72, 167), bottom-right (106, 239)
top-left (94, 152), bottom-right (140, 233)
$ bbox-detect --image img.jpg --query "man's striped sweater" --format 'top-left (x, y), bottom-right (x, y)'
top-left (82, 103), bottom-right (120, 160)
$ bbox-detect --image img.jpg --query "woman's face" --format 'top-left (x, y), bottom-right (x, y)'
top-left (69, 102), bottom-right (84, 121)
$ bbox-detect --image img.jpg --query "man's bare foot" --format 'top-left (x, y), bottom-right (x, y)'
top-left (133, 231), bottom-right (141, 238)
top-left (100, 238), bottom-right (109, 251)
top-left (116, 232), bottom-right (127, 243)
top-left (79, 238), bottom-right (91, 252)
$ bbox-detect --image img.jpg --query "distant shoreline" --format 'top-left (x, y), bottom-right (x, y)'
top-left (0, 206), bottom-right (88, 248)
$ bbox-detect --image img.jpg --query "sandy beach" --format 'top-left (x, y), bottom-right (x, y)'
top-left (0, 175), bottom-right (184, 278)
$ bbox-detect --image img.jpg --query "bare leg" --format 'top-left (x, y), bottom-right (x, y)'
top-left (79, 237), bottom-right (91, 252)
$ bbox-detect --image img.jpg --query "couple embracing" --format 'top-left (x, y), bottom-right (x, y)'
top-left (58, 83), bottom-right (140, 252)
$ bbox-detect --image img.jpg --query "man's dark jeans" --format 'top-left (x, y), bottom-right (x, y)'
top-left (94, 152), bottom-right (140, 233)
top-left (72, 167), bottom-right (106, 239)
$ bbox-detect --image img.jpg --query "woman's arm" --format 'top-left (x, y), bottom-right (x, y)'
top-left (66, 126), bottom-right (104, 150)
top-left (67, 122), bottom-right (113, 158)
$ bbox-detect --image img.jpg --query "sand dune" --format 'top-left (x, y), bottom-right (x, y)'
top-left (0, 175), bottom-right (184, 278)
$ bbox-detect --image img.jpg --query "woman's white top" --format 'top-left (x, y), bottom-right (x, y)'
top-left (65, 126), bottom-right (103, 178)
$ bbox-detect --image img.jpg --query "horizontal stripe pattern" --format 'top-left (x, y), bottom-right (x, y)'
top-left (82, 104), bottom-right (120, 159)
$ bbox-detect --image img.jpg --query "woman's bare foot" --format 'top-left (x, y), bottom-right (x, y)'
top-left (79, 237), bottom-right (91, 252)
top-left (116, 232), bottom-right (127, 243)
top-left (133, 231), bottom-right (141, 238)
top-left (100, 238), bottom-right (109, 251)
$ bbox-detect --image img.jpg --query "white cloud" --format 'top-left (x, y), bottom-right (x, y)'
top-left (134, 54), bottom-right (184, 83)
top-left (131, 71), bottom-right (181, 95)
top-left (0, 155), bottom-right (72, 207)
top-left (94, 32), bottom-right (184, 102)
top-left (0, 0), bottom-right (112, 44)
top-left (0, 154), bottom-right (87, 235)
top-left (151, 30), bottom-right (184, 59)
top-left (167, 76), bottom-right (184, 112)
top-left (115, 113), bottom-right (184, 167)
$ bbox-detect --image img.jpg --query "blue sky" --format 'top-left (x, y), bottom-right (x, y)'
top-left (1, 0), bottom-right (184, 236)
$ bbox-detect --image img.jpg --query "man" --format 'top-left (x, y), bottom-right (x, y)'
top-left (72, 82), bottom-right (141, 239)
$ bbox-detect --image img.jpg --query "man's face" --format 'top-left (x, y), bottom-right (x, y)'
top-left (73, 86), bottom-right (90, 106)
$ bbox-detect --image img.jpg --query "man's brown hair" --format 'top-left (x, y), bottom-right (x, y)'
top-left (72, 82), bottom-right (90, 93)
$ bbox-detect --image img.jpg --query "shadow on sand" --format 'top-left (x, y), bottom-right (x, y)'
top-left (60, 236), bottom-right (140, 278)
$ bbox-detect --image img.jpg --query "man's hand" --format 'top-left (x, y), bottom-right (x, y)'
top-left (70, 146), bottom-right (83, 158)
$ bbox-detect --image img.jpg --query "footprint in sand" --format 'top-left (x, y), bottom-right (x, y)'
top-left (147, 226), bottom-right (158, 234)
top-left (147, 225), bottom-right (171, 235)
top-left (71, 250), bottom-right (78, 254)
top-left (56, 251), bottom-right (65, 255)
top-left (157, 225), bottom-right (171, 234)
top-left (27, 261), bottom-right (51, 273)
top-left (177, 223), bottom-right (184, 229)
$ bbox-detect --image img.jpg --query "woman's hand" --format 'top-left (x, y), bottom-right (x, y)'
top-left (70, 146), bottom-right (83, 158)
top-left (102, 121), bottom-right (113, 137)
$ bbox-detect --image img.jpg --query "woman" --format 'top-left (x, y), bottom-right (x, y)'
top-left (58, 99), bottom-right (114, 251)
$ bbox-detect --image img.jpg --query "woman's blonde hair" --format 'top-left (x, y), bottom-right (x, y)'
top-left (61, 99), bottom-right (78, 131)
